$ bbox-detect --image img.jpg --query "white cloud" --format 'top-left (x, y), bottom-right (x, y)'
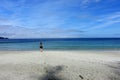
top-left (97, 12), bottom-right (120, 22)
top-left (86, 12), bottom-right (120, 30)
top-left (80, 0), bottom-right (101, 8)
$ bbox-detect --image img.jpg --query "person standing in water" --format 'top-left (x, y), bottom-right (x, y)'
top-left (40, 42), bottom-right (43, 52)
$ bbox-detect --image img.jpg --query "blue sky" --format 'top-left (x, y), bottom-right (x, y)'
top-left (0, 0), bottom-right (120, 38)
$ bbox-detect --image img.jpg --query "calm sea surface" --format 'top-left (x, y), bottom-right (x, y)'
top-left (0, 38), bottom-right (120, 51)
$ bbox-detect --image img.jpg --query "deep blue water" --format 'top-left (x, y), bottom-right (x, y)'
top-left (0, 38), bottom-right (120, 51)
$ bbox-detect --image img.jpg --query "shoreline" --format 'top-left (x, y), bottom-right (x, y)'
top-left (0, 49), bottom-right (120, 52)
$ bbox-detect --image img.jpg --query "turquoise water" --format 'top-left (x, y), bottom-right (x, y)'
top-left (0, 38), bottom-right (120, 51)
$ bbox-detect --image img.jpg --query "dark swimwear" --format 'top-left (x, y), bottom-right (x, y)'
top-left (40, 46), bottom-right (43, 49)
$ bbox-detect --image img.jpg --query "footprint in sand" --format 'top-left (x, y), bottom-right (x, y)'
top-left (79, 75), bottom-right (84, 79)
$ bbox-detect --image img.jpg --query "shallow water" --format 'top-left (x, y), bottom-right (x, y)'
top-left (0, 38), bottom-right (120, 51)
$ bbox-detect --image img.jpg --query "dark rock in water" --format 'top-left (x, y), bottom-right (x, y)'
top-left (79, 75), bottom-right (84, 79)
top-left (0, 37), bottom-right (8, 39)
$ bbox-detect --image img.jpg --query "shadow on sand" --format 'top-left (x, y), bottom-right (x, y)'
top-left (107, 62), bottom-right (120, 80)
top-left (39, 65), bottom-right (65, 80)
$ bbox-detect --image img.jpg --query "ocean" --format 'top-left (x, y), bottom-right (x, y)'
top-left (0, 38), bottom-right (120, 51)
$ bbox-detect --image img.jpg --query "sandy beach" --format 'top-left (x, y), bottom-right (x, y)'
top-left (0, 51), bottom-right (120, 80)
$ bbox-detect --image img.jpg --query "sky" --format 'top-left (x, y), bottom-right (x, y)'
top-left (0, 0), bottom-right (120, 38)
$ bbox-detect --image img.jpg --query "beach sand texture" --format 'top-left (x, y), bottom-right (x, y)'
top-left (0, 51), bottom-right (120, 80)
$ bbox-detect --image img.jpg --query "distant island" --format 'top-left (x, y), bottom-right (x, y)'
top-left (0, 37), bottom-right (8, 39)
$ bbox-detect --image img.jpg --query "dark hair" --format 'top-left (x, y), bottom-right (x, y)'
top-left (40, 42), bottom-right (42, 45)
